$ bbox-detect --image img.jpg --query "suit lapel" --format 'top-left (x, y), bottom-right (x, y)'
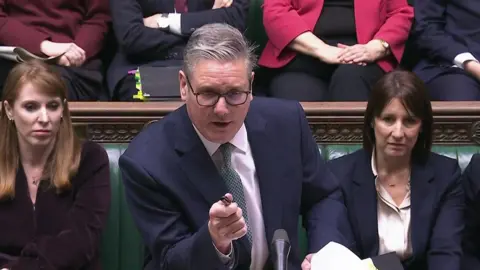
top-left (175, 106), bottom-right (228, 207)
top-left (410, 161), bottom-right (435, 258)
top-left (352, 150), bottom-right (380, 257)
top-left (245, 111), bottom-right (281, 248)
top-left (174, 106), bottom-right (252, 258)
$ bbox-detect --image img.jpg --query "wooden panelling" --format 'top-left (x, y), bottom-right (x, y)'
top-left (70, 101), bottom-right (480, 145)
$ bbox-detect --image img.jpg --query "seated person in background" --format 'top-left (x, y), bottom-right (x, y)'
top-left (0, 61), bottom-right (111, 269)
top-left (0, 0), bottom-right (110, 101)
top-left (119, 23), bottom-right (353, 270)
top-left (462, 154), bottom-right (480, 269)
top-left (413, 0), bottom-right (480, 101)
top-left (258, 0), bottom-right (413, 101)
top-left (320, 71), bottom-right (464, 270)
top-left (108, 0), bottom-right (249, 101)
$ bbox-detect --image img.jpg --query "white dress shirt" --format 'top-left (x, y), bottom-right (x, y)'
top-left (166, 13), bottom-right (182, 35)
top-left (371, 154), bottom-right (413, 260)
top-left (195, 124), bottom-right (269, 270)
top-left (453, 52), bottom-right (478, 69)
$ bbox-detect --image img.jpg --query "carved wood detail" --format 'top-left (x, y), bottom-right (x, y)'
top-left (69, 101), bottom-right (480, 145)
top-left (471, 121), bottom-right (480, 145)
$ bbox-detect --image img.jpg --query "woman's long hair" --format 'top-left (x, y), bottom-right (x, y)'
top-left (0, 60), bottom-right (81, 199)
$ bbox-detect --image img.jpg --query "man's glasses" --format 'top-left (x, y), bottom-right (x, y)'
top-left (185, 76), bottom-right (251, 107)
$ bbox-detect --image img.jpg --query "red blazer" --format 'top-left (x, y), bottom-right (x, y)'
top-left (258, 0), bottom-right (413, 72)
top-left (0, 0), bottom-right (110, 61)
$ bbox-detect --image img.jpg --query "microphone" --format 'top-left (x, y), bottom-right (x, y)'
top-left (271, 229), bottom-right (291, 270)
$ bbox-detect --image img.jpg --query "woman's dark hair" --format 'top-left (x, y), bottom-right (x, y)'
top-left (363, 70), bottom-right (433, 163)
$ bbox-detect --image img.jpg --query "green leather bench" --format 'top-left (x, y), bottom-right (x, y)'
top-left (98, 143), bottom-right (480, 270)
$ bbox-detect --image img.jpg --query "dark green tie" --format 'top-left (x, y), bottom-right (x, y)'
top-left (218, 143), bottom-right (253, 245)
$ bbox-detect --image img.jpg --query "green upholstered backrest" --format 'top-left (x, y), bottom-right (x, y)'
top-left (323, 145), bottom-right (480, 172)
top-left (99, 143), bottom-right (480, 270)
top-left (100, 144), bottom-right (144, 270)
top-left (245, 0), bottom-right (267, 56)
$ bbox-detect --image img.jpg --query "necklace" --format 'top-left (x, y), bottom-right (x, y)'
top-left (387, 181), bottom-right (411, 191)
top-left (31, 176), bottom-right (41, 186)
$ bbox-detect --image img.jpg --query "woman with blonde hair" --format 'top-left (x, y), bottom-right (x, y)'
top-left (0, 60), bottom-right (110, 269)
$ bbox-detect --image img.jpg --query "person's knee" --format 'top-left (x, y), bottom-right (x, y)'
top-left (427, 74), bottom-right (480, 101)
top-left (114, 75), bottom-right (136, 101)
top-left (269, 72), bottom-right (327, 101)
top-left (331, 64), bottom-right (372, 83)
top-left (329, 64), bottom-right (382, 101)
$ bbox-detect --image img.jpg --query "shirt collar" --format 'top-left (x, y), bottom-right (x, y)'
top-left (371, 149), bottom-right (378, 177)
top-left (193, 124), bottom-right (249, 156)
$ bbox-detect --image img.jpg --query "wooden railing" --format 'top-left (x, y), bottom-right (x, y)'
top-left (70, 101), bottom-right (480, 145)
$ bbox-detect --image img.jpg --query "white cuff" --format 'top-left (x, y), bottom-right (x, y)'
top-left (453, 52), bottom-right (478, 69)
top-left (168, 13), bottom-right (182, 35)
top-left (213, 242), bottom-right (234, 266)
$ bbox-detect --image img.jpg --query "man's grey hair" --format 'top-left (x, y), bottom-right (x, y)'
top-left (183, 23), bottom-right (257, 77)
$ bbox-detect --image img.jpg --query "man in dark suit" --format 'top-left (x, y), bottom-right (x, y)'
top-left (119, 23), bottom-right (353, 270)
top-left (413, 0), bottom-right (480, 100)
top-left (108, 0), bottom-right (248, 101)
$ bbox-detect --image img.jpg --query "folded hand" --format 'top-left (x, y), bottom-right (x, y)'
top-left (337, 41), bottom-right (385, 65)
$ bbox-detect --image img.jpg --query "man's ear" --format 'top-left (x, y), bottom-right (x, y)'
top-left (250, 71), bottom-right (255, 89)
top-left (179, 70), bottom-right (188, 101)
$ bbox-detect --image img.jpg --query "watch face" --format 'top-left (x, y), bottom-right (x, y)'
top-left (157, 18), bottom-right (169, 28)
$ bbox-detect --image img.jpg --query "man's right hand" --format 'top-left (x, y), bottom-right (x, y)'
top-left (208, 193), bottom-right (247, 254)
top-left (301, 254), bottom-right (313, 270)
top-left (40, 41), bottom-right (86, 67)
top-left (464, 60), bottom-right (480, 81)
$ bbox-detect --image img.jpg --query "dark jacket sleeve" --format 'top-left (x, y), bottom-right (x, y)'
top-left (427, 160), bottom-right (464, 270)
top-left (119, 154), bottom-right (232, 270)
top-left (110, 0), bottom-right (185, 60)
top-left (462, 154), bottom-right (480, 269)
top-left (0, 0), bottom-right (50, 55)
top-left (179, 0), bottom-right (248, 36)
top-left (74, 0), bottom-right (111, 61)
top-left (8, 142), bottom-right (111, 270)
top-left (413, 0), bottom-right (468, 63)
top-left (295, 103), bottom-right (355, 254)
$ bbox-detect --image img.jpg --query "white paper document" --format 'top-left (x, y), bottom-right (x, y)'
top-left (0, 46), bottom-right (64, 63)
top-left (311, 242), bottom-right (377, 270)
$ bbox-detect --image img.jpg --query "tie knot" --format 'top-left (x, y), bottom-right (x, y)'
top-left (219, 143), bottom-right (233, 154)
top-left (219, 143), bottom-right (234, 165)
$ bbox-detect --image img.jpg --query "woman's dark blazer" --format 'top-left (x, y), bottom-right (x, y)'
top-left (462, 153), bottom-right (480, 270)
top-left (327, 148), bottom-right (464, 270)
top-left (0, 141), bottom-right (111, 270)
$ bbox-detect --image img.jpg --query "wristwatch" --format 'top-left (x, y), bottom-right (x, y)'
top-left (377, 39), bottom-right (390, 54)
top-left (156, 14), bottom-right (170, 30)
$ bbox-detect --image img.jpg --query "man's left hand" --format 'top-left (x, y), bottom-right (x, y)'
top-left (144, 14), bottom-right (161, 28)
top-left (301, 254), bottom-right (313, 270)
top-left (213, 0), bottom-right (233, 9)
